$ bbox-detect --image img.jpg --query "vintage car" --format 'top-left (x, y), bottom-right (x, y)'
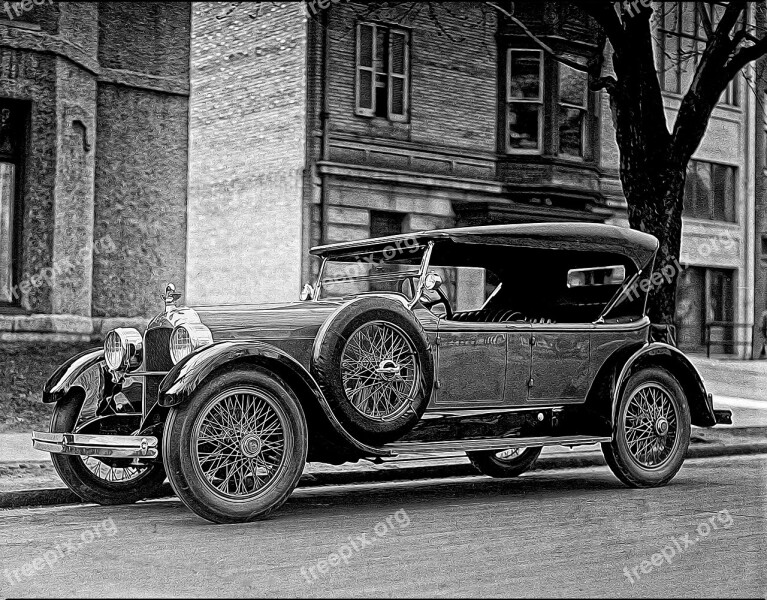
top-left (32, 223), bottom-right (732, 523)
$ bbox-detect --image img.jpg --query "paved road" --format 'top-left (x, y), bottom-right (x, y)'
top-left (1, 454), bottom-right (763, 598)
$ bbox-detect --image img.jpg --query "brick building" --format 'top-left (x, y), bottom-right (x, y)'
top-left (187, 1), bottom-right (760, 357)
top-left (0, 1), bottom-right (191, 341)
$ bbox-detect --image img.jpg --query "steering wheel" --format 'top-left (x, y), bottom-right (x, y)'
top-left (420, 285), bottom-right (453, 320)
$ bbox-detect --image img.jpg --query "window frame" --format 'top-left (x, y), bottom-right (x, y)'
top-left (683, 159), bottom-right (738, 223)
top-left (0, 100), bottom-right (26, 309)
top-left (506, 48), bottom-right (544, 154)
top-left (355, 22), bottom-right (411, 123)
top-left (556, 61), bottom-right (589, 159)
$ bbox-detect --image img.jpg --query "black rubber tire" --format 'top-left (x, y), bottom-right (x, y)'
top-left (602, 367), bottom-right (691, 488)
top-left (163, 367), bottom-right (308, 524)
top-left (312, 297), bottom-right (434, 445)
top-left (467, 447), bottom-right (543, 478)
top-left (50, 392), bottom-right (167, 505)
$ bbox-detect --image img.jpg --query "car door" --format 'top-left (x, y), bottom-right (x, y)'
top-left (527, 323), bottom-right (591, 402)
top-left (433, 320), bottom-right (508, 407)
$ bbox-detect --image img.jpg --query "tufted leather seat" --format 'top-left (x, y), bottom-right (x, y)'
top-left (450, 308), bottom-right (525, 323)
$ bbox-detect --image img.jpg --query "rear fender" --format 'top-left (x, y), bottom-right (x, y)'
top-left (158, 341), bottom-right (391, 458)
top-left (614, 343), bottom-right (717, 427)
top-left (42, 348), bottom-right (105, 404)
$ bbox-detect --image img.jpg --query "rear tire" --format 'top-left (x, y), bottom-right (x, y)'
top-left (163, 367), bottom-right (307, 524)
top-left (602, 367), bottom-right (691, 488)
top-left (467, 447), bottom-right (542, 478)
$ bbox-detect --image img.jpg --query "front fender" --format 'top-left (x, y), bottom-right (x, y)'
top-left (42, 348), bottom-right (104, 404)
top-left (158, 341), bottom-right (392, 458)
top-left (614, 342), bottom-right (719, 427)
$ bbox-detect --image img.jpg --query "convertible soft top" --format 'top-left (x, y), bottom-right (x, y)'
top-left (311, 222), bottom-right (659, 269)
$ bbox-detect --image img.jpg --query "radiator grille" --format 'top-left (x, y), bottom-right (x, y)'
top-left (143, 327), bottom-right (173, 418)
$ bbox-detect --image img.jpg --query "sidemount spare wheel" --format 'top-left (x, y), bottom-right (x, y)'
top-left (312, 297), bottom-right (434, 445)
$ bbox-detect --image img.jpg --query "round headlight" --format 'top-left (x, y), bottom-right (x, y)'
top-left (104, 328), bottom-right (143, 372)
top-left (170, 323), bottom-right (213, 364)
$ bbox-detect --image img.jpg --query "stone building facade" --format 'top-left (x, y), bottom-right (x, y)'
top-left (0, 1), bottom-right (191, 341)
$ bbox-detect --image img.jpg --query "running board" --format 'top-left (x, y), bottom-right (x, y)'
top-left (382, 434), bottom-right (612, 456)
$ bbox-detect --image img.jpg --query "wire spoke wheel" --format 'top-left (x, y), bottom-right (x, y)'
top-left (191, 387), bottom-right (288, 501)
top-left (623, 382), bottom-right (679, 469)
top-left (341, 321), bottom-right (420, 422)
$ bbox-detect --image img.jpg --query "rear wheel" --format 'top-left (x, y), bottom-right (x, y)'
top-left (602, 367), bottom-right (691, 488)
top-left (467, 447), bottom-right (542, 478)
top-left (163, 367), bottom-right (307, 523)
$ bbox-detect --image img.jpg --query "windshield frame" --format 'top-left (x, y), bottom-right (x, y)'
top-left (314, 241), bottom-right (434, 305)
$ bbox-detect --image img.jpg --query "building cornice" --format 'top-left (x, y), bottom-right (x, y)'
top-left (0, 26), bottom-right (189, 95)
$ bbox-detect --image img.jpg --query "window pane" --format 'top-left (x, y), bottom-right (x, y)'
top-left (0, 163), bottom-right (13, 303)
top-left (695, 161), bottom-right (712, 219)
top-left (359, 25), bottom-right (374, 68)
top-left (358, 70), bottom-right (373, 109)
top-left (559, 63), bottom-right (587, 108)
top-left (508, 50), bottom-right (541, 100)
top-left (683, 164), bottom-right (695, 215)
top-left (712, 163), bottom-right (736, 222)
top-left (390, 33), bottom-right (406, 76)
top-left (508, 103), bottom-right (540, 150)
top-left (662, 32), bottom-right (680, 93)
top-left (558, 107), bottom-right (584, 157)
top-left (390, 77), bottom-right (404, 115)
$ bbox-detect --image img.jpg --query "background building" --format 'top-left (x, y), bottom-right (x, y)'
top-left (0, 1), bottom-right (760, 359)
top-left (188, 1), bottom-right (759, 357)
top-left (0, 1), bottom-right (191, 340)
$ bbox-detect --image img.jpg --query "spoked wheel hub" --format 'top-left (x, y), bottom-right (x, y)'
top-left (624, 382), bottom-right (679, 469)
top-left (191, 388), bottom-right (288, 500)
top-left (341, 321), bottom-right (420, 422)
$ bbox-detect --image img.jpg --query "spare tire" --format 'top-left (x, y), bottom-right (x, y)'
top-left (311, 296), bottom-right (434, 445)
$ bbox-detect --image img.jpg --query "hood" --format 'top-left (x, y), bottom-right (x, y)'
top-left (193, 300), bottom-right (345, 343)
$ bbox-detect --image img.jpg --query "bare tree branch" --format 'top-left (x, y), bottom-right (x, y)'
top-left (727, 33), bottom-right (767, 77)
top-left (698, 4), bottom-right (713, 38)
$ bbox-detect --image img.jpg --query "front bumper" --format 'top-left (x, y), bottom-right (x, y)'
top-left (32, 431), bottom-right (159, 459)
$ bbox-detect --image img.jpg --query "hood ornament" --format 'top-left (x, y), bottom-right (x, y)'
top-left (161, 283), bottom-right (182, 313)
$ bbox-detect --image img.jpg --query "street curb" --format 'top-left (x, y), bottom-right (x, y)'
top-left (1, 440), bottom-right (765, 510)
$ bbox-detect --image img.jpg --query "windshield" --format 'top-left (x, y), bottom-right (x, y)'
top-left (317, 244), bottom-right (428, 300)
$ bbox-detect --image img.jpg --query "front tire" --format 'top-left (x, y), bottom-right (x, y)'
top-left (163, 367), bottom-right (308, 524)
top-left (602, 367), bottom-right (691, 488)
top-left (50, 392), bottom-right (167, 505)
top-left (467, 447), bottom-right (542, 478)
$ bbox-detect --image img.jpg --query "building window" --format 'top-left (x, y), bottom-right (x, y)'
top-left (0, 101), bottom-right (24, 306)
top-left (658, 2), bottom-right (740, 106)
top-left (558, 62), bottom-right (588, 158)
top-left (683, 160), bottom-right (736, 222)
top-left (506, 49), bottom-right (543, 152)
top-left (0, 162), bottom-right (14, 303)
top-left (506, 49), bottom-right (591, 158)
top-left (675, 266), bottom-right (734, 352)
top-left (355, 23), bottom-right (410, 122)
top-left (370, 210), bottom-right (405, 238)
